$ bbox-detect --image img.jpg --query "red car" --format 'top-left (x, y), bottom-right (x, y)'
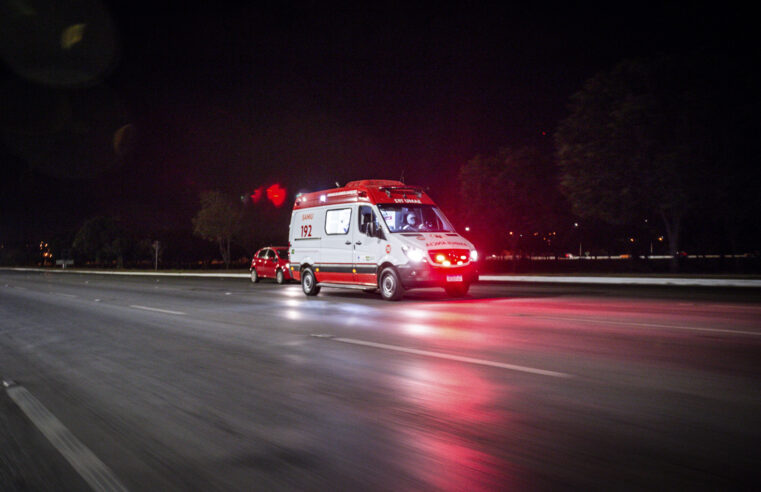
top-left (250, 246), bottom-right (292, 284)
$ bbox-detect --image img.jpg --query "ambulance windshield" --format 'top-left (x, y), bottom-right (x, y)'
top-left (377, 204), bottom-right (455, 233)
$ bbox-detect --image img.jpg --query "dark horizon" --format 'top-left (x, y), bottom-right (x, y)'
top-left (1, 2), bottom-right (756, 251)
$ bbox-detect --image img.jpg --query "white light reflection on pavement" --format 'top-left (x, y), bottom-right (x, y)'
top-left (402, 323), bottom-right (434, 337)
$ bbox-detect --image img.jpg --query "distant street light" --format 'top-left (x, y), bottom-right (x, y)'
top-left (573, 222), bottom-right (581, 257)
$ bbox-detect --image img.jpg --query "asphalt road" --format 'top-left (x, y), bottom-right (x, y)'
top-left (2, 271), bottom-right (760, 490)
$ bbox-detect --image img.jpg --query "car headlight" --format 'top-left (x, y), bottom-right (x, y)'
top-left (470, 250), bottom-right (478, 261)
top-left (402, 246), bottom-right (426, 262)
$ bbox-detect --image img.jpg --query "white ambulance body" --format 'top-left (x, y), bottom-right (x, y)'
top-left (288, 180), bottom-right (478, 300)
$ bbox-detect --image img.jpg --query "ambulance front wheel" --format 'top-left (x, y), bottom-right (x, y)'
top-left (301, 267), bottom-right (320, 296)
top-left (380, 267), bottom-right (404, 301)
top-left (250, 269), bottom-right (259, 283)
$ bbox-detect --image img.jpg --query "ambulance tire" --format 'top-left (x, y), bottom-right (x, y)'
top-left (301, 267), bottom-right (320, 296)
top-left (250, 269), bottom-right (259, 283)
top-left (276, 269), bottom-right (285, 284)
top-left (379, 267), bottom-right (404, 301)
top-left (445, 282), bottom-right (470, 297)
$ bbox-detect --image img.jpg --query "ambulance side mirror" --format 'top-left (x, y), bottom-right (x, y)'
top-left (369, 222), bottom-right (385, 239)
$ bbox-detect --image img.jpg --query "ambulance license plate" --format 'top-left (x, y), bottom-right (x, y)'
top-left (446, 275), bottom-right (463, 282)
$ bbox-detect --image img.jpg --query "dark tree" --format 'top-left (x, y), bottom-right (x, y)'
top-left (72, 216), bottom-right (128, 267)
top-left (459, 147), bottom-right (566, 254)
top-left (192, 191), bottom-right (242, 269)
top-left (555, 53), bottom-right (758, 270)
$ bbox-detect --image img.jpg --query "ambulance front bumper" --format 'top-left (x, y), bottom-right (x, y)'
top-left (397, 262), bottom-right (479, 289)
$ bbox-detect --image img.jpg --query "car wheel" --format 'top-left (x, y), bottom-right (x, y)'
top-left (250, 269), bottom-right (259, 283)
top-left (379, 267), bottom-right (403, 301)
top-left (444, 282), bottom-right (470, 297)
top-left (276, 269), bottom-right (285, 284)
top-left (301, 267), bottom-right (320, 296)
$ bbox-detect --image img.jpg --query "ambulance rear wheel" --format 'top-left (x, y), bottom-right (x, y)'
top-left (276, 269), bottom-right (285, 284)
top-left (250, 269), bottom-right (259, 283)
top-left (380, 267), bottom-right (404, 301)
top-left (445, 282), bottom-right (470, 297)
top-left (301, 267), bottom-right (320, 296)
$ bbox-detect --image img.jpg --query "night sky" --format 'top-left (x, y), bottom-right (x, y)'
top-left (0, 1), bottom-right (754, 244)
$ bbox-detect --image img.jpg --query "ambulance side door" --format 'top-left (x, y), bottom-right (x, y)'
top-left (353, 205), bottom-right (384, 285)
top-left (320, 206), bottom-right (355, 283)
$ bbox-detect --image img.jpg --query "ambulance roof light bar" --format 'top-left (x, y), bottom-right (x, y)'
top-left (378, 186), bottom-right (423, 198)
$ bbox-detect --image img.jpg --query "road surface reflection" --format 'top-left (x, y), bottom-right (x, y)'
top-left (391, 359), bottom-right (517, 490)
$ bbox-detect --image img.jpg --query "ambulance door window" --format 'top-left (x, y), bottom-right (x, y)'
top-left (358, 205), bottom-right (381, 237)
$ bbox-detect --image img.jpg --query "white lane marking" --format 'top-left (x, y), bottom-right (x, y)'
top-left (129, 305), bottom-right (186, 315)
top-left (531, 315), bottom-right (761, 337)
top-left (6, 266), bottom-right (760, 286)
top-left (54, 292), bottom-right (78, 298)
top-left (328, 337), bottom-right (572, 378)
top-left (4, 383), bottom-right (129, 492)
top-left (478, 275), bottom-right (761, 287)
top-left (4, 267), bottom-right (249, 278)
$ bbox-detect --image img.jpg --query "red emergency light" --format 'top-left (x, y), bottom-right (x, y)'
top-left (250, 187), bottom-right (264, 203)
top-left (266, 183), bottom-right (287, 207)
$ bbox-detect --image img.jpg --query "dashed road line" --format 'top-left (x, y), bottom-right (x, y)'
top-left (129, 305), bottom-right (186, 315)
top-left (3, 380), bottom-right (129, 492)
top-left (314, 335), bottom-right (572, 378)
top-left (54, 292), bottom-right (78, 298)
top-left (529, 315), bottom-right (761, 337)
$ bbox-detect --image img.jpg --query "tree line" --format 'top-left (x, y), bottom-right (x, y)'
top-left (7, 53), bottom-right (757, 272)
top-left (458, 53), bottom-right (759, 270)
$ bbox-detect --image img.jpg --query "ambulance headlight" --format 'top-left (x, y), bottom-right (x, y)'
top-left (470, 250), bottom-right (478, 261)
top-left (402, 246), bottom-right (426, 262)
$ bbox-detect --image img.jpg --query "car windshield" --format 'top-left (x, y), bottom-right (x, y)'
top-left (276, 249), bottom-right (289, 259)
top-left (377, 204), bottom-right (455, 233)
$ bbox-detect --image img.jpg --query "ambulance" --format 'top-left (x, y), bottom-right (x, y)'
top-left (288, 180), bottom-right (478, 300)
